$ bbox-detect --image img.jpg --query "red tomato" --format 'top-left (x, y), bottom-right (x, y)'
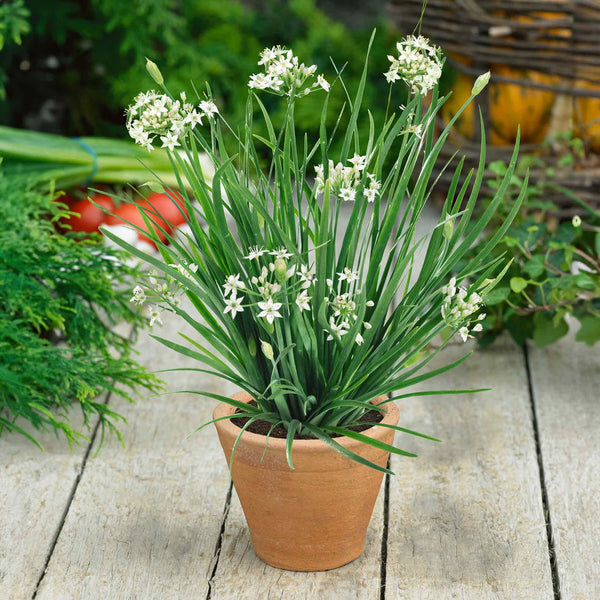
top-left (145, 191), bottom-right (188, 232)
top-left (56, 192), bottom-right (75, 207)
top-left (66, 195), bottom-right (115, 233)
top-left (105, 202), bottom-right (168, 247)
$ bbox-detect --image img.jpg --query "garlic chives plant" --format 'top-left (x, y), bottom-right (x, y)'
top-left (103, 33), bottom-right (525, 473)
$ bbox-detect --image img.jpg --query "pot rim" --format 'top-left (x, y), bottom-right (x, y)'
top-left (213, 391), bottom-right (399, 453)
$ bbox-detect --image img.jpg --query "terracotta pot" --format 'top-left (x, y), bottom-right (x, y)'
top-left (213, 392), bottom-right (399, 571)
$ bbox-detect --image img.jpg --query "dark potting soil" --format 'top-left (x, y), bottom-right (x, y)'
top-left (231, 400), bottom-right (384, 440)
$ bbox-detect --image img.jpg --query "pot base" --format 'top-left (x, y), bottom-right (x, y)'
top-left (254, 542), bottom-right (364, 572)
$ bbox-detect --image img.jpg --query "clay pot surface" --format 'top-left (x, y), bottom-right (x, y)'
top-left (213, 392), bottom-right (399, 571)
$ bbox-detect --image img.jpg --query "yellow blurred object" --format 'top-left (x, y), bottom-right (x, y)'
top-left (442, 61), bottom-right (556, 145)
top-left (518, 3), bottom-right (571, 45)
top-left (488, 66), bottom-right (556, 145)
top-left (441, 70), bottom-right (476, 139)
top-left (574, 81), bottom-right (600, 152)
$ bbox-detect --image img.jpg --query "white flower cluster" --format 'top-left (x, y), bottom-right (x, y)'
top-left (248, 46), bottom-right (330, 97)
top-left (126, 90), bottom-right (218, 152)
top-left (441, 277), bottom-right (486, 342)
top-left (314, 154), bottom-right (381, 203)
top-left (130, 262), bottom-right (198, 326)
top-left (221, 249), bottom-right (372, 347)
top-left (385, 35), bottom-right (443, 95)
top-left (323, 269), bottom-right (374, 345)
top-left (222, 247), bottom-right (309, 323)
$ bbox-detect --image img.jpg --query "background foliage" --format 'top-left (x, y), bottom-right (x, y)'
top-left (0, 0), bottom-right (402, 155)
top-left (0, 0), bottom-right (29, 100)
top-left (0, 173), bottom-right (162, 447)
top-left (458, 137), bottom-right (600, 348)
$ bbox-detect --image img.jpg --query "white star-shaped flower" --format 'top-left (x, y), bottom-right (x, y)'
top-left (338, 267), bottom-right (359, 283)
top-left (224, 296), bottom-right (245, 319)
top-left (244, 246), bottom-right (266, 260)
top-left (339, 187), bottom-right (356, 202)
top-left (317, 74), bottom-right (330, 92)
top-left (160, 131), bottom-right (180, 151)
top-left (326, 317), bottom-right (349, 341)
top-left (258, 46), bottom-right (279, 65)
top-left (130, 285), bottom-right (146, 305)
top-left (148, 306), bottom-right (163, 327)
top-left (184, 110), bottom-right (203, 128)
top-left (199, 100), bottom-right (219, 118)
top-left (257, 298), bottom-right (283, 323)
top-left (384, 68), bottom-right (400, 83)
top-left (348, 154), bottom-right (367, 171)
top-left (223, 274), bottom-right (245, 297)
top-left (299, 264), bottom-right (316, 288)
top-left (295, 291), bottom-right (311, 312)
top-left (270, 247), bottom-right (293, 259)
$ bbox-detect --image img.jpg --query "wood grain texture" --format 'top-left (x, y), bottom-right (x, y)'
top-left (209, 484), bottom-right (385, 599)
top-left (35, 305), bottom-right (234, 600)
top-left (385, 337), bottom-right (553, 599)
top-left (528, 332), bottom-right (600, 600)
top-left (0, 410), bottom-right (94, 600)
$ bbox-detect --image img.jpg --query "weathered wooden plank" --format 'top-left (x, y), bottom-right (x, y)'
top-left (209, 484), bottom-right (385, 599)
top-left (1, 321), bottom-right (134, 600)
top-left (528, 332), bottom-right (600, 599)
top-left (385, 337), bottom-right (553, 599)
top-left (35, 305), bottom-right (234, 600)
top-left (0, 408), bottom-right (95, 600)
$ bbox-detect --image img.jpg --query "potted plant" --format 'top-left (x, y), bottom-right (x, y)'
top-left (103, 33), bottom-right (525, 571)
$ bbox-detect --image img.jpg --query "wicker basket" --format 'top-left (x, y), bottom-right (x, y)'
top-left (387, 0), bottom-right (600, 212)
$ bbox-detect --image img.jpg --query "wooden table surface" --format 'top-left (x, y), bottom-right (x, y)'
top-left (2, 212), bottom-right (599, 600)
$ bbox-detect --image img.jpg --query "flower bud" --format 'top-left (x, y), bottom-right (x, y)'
top-left (274, 258), bottom-right (288, 283)
top-left (471, 71), bottom-right (490, 96)
top-left (248, 338), bottom-right (257, 357)
top-left (145, 58), bottom-right (164, 85)
top-left (443, 214), bottom-right (454, 240)
top-left (261, 340), bottom-right (274, 360)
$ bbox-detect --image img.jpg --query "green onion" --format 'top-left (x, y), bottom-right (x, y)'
top-left (0, 126), bottom-right (212, 190)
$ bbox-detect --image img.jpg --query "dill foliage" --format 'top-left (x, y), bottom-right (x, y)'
top-left (0, 173), bottom-right (163, 448)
